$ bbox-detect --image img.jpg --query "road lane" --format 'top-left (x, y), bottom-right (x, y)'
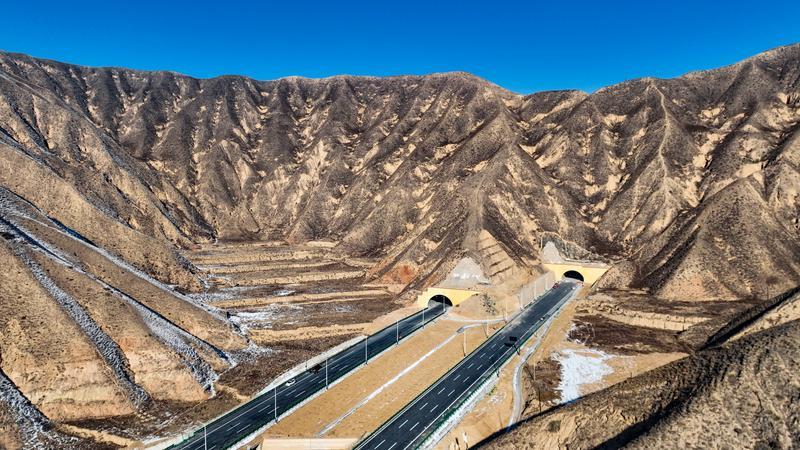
top-left (355, 281), bottom-right (579, 450)
top-left (171, 301), bottom-right (447, 450)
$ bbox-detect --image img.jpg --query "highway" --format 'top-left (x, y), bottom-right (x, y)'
top-left (354, 281), bottom-right (579, 450)
top-left (171, 301), bottom-right (447, 450)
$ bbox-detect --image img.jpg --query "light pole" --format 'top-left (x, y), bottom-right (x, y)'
top-left (203, 424), bottom-right (207, 449)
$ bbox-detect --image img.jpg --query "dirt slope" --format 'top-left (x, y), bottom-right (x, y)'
top-left (1, 45), bottom-right (798, 298)
top-left (0, 44), bottom-right (799, 446)
top-left (478, 289), bottom-right (800, 449)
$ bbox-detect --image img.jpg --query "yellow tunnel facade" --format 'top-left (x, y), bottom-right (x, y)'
top-left (542, 263), bottom-right (609, 286)
top-left (416, 287), bottom-right (480, 308)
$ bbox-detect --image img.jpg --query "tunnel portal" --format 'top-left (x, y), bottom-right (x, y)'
top-left (563, 270), bottom-right (584, 282)
top-left (428, 294), bottom-right (453, 307)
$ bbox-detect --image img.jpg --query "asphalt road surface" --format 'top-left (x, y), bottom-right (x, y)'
top-left (354, 281), bottom-right (579, 450)
top-left (171, 301), bottom-right (447, 450)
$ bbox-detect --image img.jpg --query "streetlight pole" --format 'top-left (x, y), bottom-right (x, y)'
top-left (203, 425), bottom-right (207, 450)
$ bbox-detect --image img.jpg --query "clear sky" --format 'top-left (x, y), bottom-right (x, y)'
top-left (3, 0), bottom-right (799, 94)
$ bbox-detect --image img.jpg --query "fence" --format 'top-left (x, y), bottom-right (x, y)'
top-left (414, 287), bottom-right (575, 449)
top-left (518, 271), bottom-right (556, 308)
top-left (166, 304), bottom-right (447, 450)
top-left (355, 280), bottom-right (574, 450)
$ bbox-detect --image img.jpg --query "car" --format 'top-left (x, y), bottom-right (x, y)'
top-left (310, 364), bottom-right (322, 374)
top-left (286, 378), bottom-right (296, 386)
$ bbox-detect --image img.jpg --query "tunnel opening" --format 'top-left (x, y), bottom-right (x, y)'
top-left (563, 270), bottom-right (584, 282)
top-left (428, 294), bottom-right (453, 308)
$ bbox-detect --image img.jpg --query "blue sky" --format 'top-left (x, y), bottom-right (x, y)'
top-left (2, 0), bottom-right (799, 93)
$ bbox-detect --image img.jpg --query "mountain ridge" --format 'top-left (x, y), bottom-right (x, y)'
top-left (0, 44), bottom-right (798, 448)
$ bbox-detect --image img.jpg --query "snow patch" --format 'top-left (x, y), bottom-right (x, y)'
top-left (554, 348), bottom-right (614, 403)
top-left (0, 212), bottom-right (236, 394)
top-left (1, 221), bottom-right (150, 407)
top-left (441, 257), bottom-right (489, 288)
top-left (0, 368), bottom-right (76, 449)
top-left (230, 304), bottom-right (304, 330)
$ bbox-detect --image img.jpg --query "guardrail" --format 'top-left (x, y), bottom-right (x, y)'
top-left (166, 303), bottom-right (447, 450)
top-left (354, 284), bottom-right (575, 450)
top-left (415, 290), bottom-right (574, 449)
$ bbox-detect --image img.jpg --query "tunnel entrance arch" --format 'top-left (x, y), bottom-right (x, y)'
top-left (428, 294), bottom-right (453, 308)
top-left (563, 270), bottom-right (584, 282)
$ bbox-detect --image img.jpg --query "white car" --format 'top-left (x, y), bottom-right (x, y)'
top-left (286, 378), bottom-right (296, 386)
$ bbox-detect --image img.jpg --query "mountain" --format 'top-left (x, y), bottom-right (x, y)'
top-left (0, 44), bottom-right (798, 447)
top-left (478, 288), bottom-right (800, 449)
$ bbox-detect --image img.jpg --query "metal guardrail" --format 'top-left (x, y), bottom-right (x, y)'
top-left (415, 291), bottom-right (574, 449)
top-left (168, 303), bottom-right (447, 450)
top-left (354, 285), bottom-right (575, 450)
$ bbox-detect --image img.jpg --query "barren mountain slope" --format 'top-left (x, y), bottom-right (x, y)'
top-left (478, 289), bottom-right (800, 450)
top-left (0, 187), bottom-right (247, 448)
top-left (0, 45), bottom-right (799, 446)
top-left (1, 45), bottom-right (798, 299)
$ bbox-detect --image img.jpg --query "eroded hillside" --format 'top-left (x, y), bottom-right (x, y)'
top-left (0, 44), bottom-right (799, 447)
top-left (478, 288), bottom-right (800, 449)
top-left (2, 45), bottom-right (798, 299)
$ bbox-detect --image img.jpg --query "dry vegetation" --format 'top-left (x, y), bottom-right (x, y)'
top-left (0, 43), bottom-right (798, 448)
top-left (478, 288), bottom-right (800, 449)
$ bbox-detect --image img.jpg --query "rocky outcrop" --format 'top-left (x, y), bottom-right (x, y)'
top-left (480, 309), bottom-right (800, 449)
top-left (1, 44), bottom-right (799, 445)
top-left (0, 46), bottom-right (798, 302)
